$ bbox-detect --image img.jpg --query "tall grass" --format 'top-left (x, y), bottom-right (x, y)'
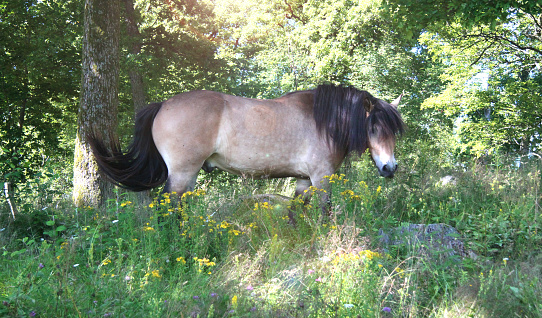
top-left (1, 154), bottom-right (541, 317)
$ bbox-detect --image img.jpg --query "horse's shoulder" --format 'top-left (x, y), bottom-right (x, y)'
top-left (282, 90), bottom-right (314, 114)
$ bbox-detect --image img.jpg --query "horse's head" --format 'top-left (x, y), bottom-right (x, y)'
top-left (366, 93), bottom-right (404, 178)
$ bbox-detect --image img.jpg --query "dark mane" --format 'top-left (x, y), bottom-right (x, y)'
top-left (313, 84), bottom-right (405, 155)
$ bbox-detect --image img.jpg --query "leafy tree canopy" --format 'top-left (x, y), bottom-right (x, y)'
top-left (387, 0), bottom-right (542, 156)
top-left (0, 0), bottom-right (81, 183)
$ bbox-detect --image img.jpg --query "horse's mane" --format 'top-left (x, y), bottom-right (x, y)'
top-left (313, 84), bottom-right (405, 155)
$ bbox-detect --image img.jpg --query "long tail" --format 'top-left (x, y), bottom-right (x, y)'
top-left (88, 102), bottom-right (168, 191)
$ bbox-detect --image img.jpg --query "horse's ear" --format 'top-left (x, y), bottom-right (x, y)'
top-left (364, 97), bottom-right (375, 113)
top-left (390, 92), bottom-right (404, 108)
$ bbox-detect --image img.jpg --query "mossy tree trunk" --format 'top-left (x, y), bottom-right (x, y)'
top-left (73, 0), bottom-right (120, 207)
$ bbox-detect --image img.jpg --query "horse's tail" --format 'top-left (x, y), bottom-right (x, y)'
top-left (88, 102), bottom-right (168, 191)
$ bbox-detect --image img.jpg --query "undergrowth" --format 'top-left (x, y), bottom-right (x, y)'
top-left (0, 154), bottom-right (541, 317)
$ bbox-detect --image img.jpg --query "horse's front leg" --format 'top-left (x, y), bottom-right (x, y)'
top-left (290, 176), bottom-right (332, 223)
top-left (287, 178), bottom-right (313, 225)
top-left (294, 178), bottom-right (313, 203)
top-left (311, 176), bottom-right (332, 217)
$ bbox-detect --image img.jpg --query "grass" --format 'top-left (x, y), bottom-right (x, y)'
top-left (1, 154), bottom-right (541, 317)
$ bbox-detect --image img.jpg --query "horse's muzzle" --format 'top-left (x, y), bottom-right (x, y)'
top-left (379, 163), bottom-right (397, 178)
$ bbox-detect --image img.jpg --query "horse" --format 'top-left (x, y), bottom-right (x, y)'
top-left (89, 84), bottom-right (405, 211)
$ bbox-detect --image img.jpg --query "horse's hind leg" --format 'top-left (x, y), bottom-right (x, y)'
top-left (163, 166), bottom-right (201, 196)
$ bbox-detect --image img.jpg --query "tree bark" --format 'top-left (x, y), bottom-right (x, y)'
top-left (123, 0), bottom-right (151, 205)
top-left (4, 182), bottom-right (17, 219)
top-left (73, 0), bottom-right (120, 207)
top-left (124, 0), bottom-right (147, 114)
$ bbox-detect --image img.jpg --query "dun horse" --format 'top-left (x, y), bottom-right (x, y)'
top-left (89, 84), bottom-right (405, 209)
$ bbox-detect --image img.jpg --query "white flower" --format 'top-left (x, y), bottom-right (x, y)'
top-left (344, 304), bottom-right (354, 308)
top-left (112, 220), bottom-right (119, 224)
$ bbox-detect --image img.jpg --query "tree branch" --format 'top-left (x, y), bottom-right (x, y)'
top-left (470, 41), bottom-right (495, 66)
top-left (284, 0), bottom-right (306, 24)
top-left (464, 32), bottom-right (542, 56)
top-left (526, 12), bottom-right (542, 41)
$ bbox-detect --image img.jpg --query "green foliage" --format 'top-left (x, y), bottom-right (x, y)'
top-left (385, 0), bottom-right (542, 157)
top-left (385, 0), bottom-right (542, 32)
top-left (1, 152), bottom-right (541, 317)
top-left (252, 0), bottom-right (440, 100)
top-left (2, 0), bottom-right (542, 315)
top-left (118, 0), bottom-right (272, 104)
top-left (419, 12), bottom-right (542, 156)
top-left (0, 0), bottom-right (81, 184)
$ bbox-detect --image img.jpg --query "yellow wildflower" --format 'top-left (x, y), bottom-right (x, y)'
top-left (220, 221), bottom-right (231, 229)
top-left (360, 250), bottom-right (382, 260)
top-left (181, 191), bottom-right (193, 199)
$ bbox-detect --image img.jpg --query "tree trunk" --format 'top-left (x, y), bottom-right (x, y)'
top-left (73, 0), bottom-right (120, 207)
top-left (124, 0), bottom-right (151, 205)
top-left (124, 0), bottom-right (147, 114)
top-left (3, 182), bottom-right (17, 219)
top-left (129, 71), bottom-right (146, 113)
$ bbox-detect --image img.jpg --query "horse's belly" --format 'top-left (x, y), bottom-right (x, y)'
top-left (205, 151), bottom-right (309, 179)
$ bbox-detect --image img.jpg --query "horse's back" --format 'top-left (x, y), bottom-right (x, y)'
top-left (218, 91), bottom-right (314, 142)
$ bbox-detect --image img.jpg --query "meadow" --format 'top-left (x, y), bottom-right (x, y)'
top-left (1, 154), bottom-right (541, 317)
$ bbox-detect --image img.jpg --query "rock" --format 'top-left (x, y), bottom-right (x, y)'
top-left (439, 175), bottom-right (457, 186)
top-left (378, 223), bottom-right (476, 261)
